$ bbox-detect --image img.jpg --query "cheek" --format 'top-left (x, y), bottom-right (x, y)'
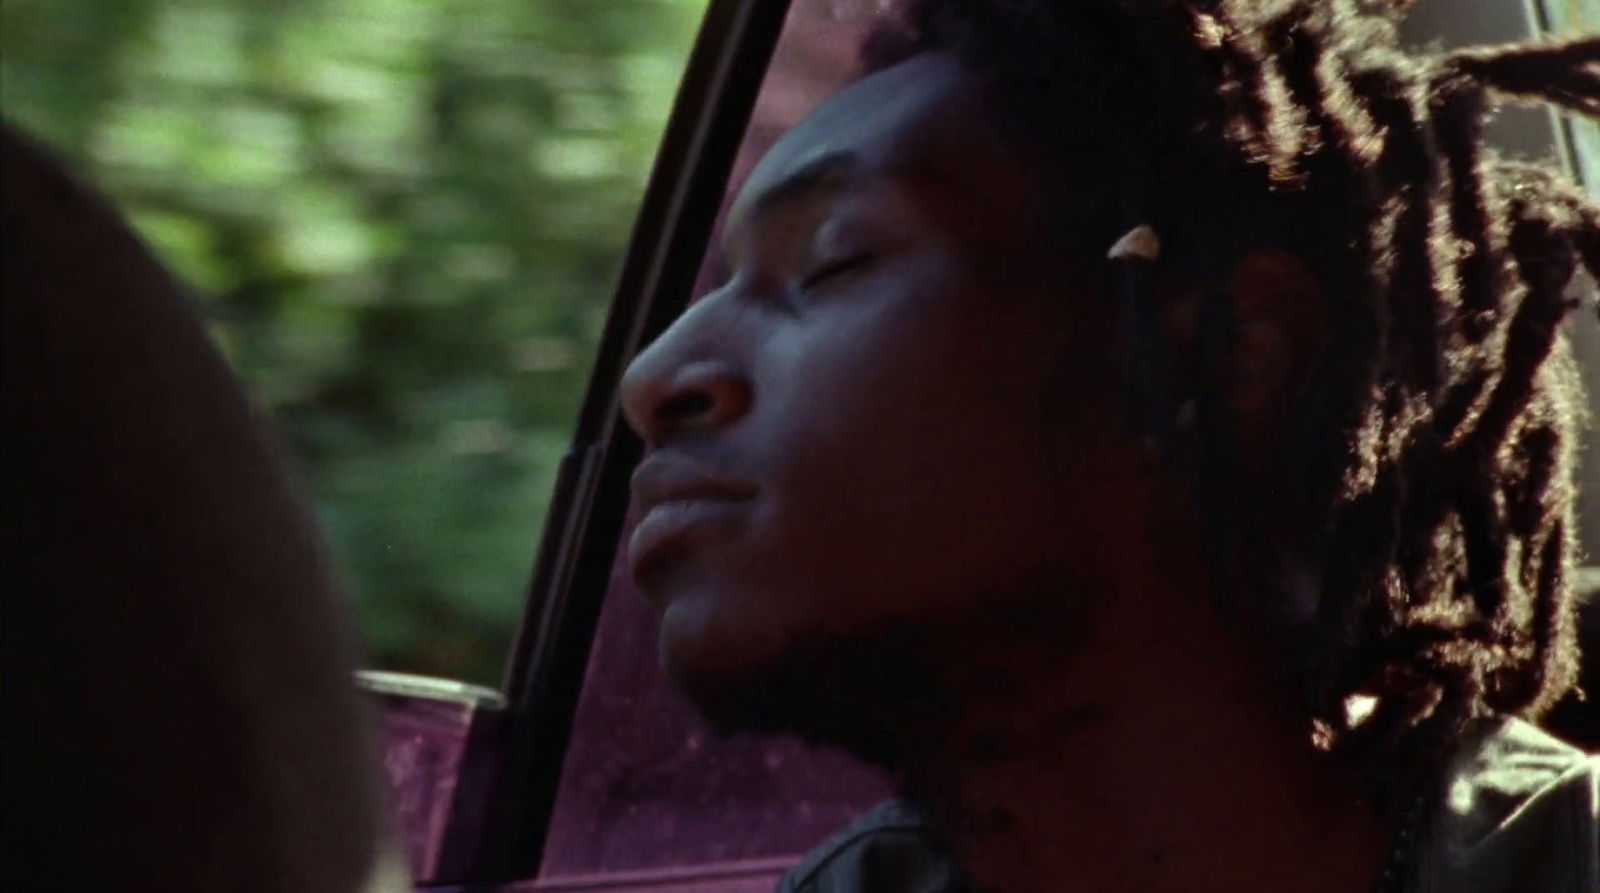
top-left (744, 283), bottom-right (1086, 625)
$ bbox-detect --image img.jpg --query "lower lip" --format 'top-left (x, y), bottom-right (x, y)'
top-left (627, 498), bottom-right (751, 583)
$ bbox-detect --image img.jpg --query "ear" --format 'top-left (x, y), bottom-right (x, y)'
top-left (1223, 247), bottom-right (1326, 448)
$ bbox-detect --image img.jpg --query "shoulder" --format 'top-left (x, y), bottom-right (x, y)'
top-left (776, 799), bottom-right (972, 893)
top-left (1417, 719), bottom-right (1597, 893)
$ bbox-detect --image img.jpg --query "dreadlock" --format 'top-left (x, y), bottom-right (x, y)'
top-left (861, 0), bottom-right (1600, 812)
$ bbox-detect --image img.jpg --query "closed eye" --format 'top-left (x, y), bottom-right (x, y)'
top-left (800, 254), bottom-right (875, 291)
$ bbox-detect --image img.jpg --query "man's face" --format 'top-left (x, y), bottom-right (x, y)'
top-left (620, 53), bottom-right (1145, 734)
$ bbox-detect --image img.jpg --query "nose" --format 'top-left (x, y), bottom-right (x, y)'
top-left (620, 342), bottom-right (752, 448)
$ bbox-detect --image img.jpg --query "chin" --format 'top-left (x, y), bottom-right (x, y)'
top-left (656, 593), bottom-right (794, 736)
top-left (658, 594), bottom-right (959, 767)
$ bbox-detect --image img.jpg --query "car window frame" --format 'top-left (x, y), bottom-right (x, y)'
top-left (463, 0), bottom-right (797, 883)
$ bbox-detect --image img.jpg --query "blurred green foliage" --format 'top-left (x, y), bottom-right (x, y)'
top-left (2, 0), bottom-right (706, 685)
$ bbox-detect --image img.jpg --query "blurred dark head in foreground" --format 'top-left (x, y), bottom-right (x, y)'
top-left (621, 0), bottom-right (1597, 831)
top-left (1, 122), bottom-right (400, 893)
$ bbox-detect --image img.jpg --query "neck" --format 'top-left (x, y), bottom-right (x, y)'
top-left (882, 582), bottom-right (1397, 893)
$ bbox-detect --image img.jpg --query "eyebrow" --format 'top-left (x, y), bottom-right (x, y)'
top-left (746, 150), bottom-right (867, 220)
top-left (714, 151), bottom-right (869, 284)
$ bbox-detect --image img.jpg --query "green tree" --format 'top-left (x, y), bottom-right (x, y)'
top-left (2, 0), bottom-right (706, 685)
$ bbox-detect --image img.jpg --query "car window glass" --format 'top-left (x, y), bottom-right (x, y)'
top-left (1529, 0), bottom-right (1600, 554)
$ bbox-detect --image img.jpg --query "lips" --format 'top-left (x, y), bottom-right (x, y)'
top-left (626, 454), bottom-right (757, 588)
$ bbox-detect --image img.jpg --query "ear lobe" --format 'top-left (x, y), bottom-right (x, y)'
top-left (1229, 321), bottom-right (1293, 412)
top-left (1224, 248), bottom-right (1325, 417)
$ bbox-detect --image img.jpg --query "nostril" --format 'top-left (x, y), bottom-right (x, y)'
top-left (656, 390), bottom-right (715, 425)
